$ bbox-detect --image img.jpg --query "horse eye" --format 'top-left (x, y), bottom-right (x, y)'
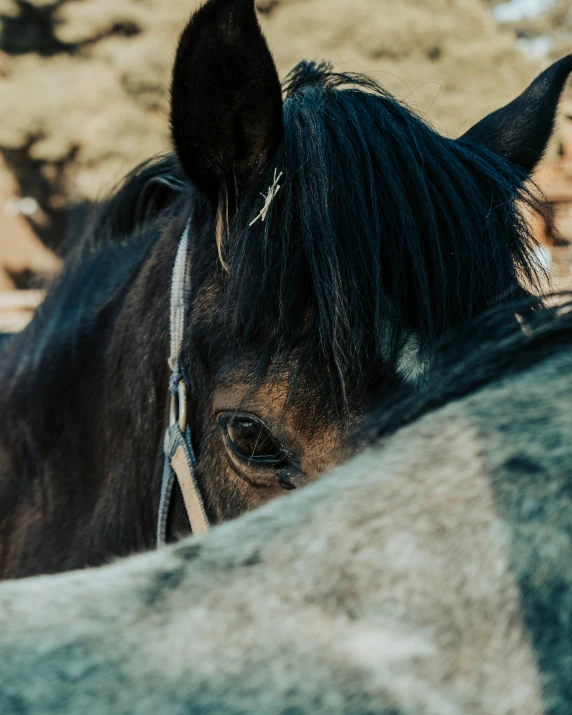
top-left (222, 417), bottom-right (283, 464)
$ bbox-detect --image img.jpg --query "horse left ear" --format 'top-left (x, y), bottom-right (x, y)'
top-left (460, 55), bottom-right (572, 174)
top-left (170, 0), bottom-right (283, 203)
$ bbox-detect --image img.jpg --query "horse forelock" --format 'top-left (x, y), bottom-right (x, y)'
top-left (43, 61), bottom-right (546, 414)
top-left (211, 60), bottom-right (545, 410)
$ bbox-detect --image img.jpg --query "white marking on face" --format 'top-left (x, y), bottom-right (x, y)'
top-left (396, 332), bottom-right (430, 384)
top-left (379, 321), bottom-right (430, 385)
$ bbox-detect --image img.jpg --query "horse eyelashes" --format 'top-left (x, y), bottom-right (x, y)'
top-left (276, 465), bottom-right (301, 490)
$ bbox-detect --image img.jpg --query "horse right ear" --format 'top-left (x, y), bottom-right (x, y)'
top-left (460, 55), bottom-right (572, 175)
top-left (170, 0), bottom-right (283, 205)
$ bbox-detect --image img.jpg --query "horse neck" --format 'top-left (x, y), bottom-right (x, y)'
top-left (0, 227), bottom-right (176, 579)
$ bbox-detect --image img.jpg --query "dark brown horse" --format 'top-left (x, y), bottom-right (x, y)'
top-left (0, 0), bottom-right (569, 579)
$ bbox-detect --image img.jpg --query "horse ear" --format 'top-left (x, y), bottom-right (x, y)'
top-left (460, 55), bottom-right (572, 174)
top-left (170, 0), bottom-right (283, 202)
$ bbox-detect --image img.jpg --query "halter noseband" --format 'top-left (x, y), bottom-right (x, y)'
top-left (156, 217), bottom-right (209, 546)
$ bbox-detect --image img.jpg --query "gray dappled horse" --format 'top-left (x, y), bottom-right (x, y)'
top-left (0, 300), bottom-right (572, 714)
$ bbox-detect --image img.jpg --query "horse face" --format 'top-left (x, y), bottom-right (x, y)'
top-left (165, 0), bottom-right (349, 525)
top-left (164, 0), bottom-right (572, 534)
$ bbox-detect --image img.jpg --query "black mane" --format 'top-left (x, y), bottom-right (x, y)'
top-left (218, 61), bottom-right (546, 405)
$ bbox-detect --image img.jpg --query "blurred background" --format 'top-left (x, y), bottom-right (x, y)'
top-left (0, 0), bottom-right (570, 331)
